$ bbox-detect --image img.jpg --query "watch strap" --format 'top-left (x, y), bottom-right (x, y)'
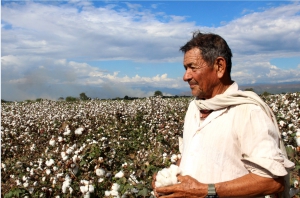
top-left (206, 184), bottom-right (218, 198)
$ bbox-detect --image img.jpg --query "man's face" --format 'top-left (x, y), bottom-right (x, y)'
top-left (183, 48), bottom-right (218, 99)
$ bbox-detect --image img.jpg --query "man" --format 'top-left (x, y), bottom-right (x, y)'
top-left (154, 31), bottom-right (294, 198)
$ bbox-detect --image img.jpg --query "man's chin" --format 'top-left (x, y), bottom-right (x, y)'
top-left (191, 90), bottom-right (204, 98)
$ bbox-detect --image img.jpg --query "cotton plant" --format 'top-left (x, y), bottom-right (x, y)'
top-left (2, 94), bottom-right (300, 197)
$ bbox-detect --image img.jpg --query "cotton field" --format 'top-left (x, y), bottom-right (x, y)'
top-left (1, 93), bottom-right (300, 198)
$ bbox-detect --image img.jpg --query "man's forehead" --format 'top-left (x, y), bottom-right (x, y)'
top-left (184, 48), bottom-right (203, 62)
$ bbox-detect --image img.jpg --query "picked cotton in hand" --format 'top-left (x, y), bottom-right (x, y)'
top-left (155, 164), bottom-right (181, 187)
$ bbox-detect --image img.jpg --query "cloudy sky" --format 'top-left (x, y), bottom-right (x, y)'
top-left (1, 0), bottom-right (300, 101)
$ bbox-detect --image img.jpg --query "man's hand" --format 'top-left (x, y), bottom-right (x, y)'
top-left (155, 175), bottom-right (208, 198)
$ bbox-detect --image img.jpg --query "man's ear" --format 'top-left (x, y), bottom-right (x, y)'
top-left (214, 57), bottom-right (227, 79)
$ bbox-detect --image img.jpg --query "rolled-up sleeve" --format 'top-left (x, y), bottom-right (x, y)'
top-left (236, 104), bottom-right (294, 177)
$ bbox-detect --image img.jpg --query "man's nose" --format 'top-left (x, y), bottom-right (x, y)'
top-left (183, 68), bottom-right (192, 82)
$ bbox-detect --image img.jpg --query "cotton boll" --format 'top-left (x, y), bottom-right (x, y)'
top-left (62, 175), bottom-right (72, 194)
top-left (159, 168), bottom-right (171, 178)
top-left (80, 186), bottom-right (88, 194)
top-left (46, 159), bottom-right (55, 167)
top-left (16, 179), bottom-right (21, 186)
top-left (88, 185), bottom-right (94, 193)
top-left (81, 180), bottom-right (89, 186)
top-left (98, 178), bottom-right (104, 183)
top-left (58, 136), bottom-right (63, 142)
top-left (69, 187), bottom-right (73, 194)
top-left (294, 180), bottom-right (299, 188)
top-left (105, 191), bottom-right (111, 196)
top-left (155, 181), bottom-right (163, 188)
top-left (122, 162), bottom-right (127, 168)
top-left (49, 137), bottom-right (56, 146)
top-left (46, 169), bottom-right (51, 175)
top-left (23, 182), bottom-right (29, 188)
top-left (155, 165), bottom-right (181, 187)
top-left (177, 154), bottom-right (181, 159)
top-left (83, 194), bottom-right (90, 198)
top-left (295, 133), bottom-right (300, 146)
top-left (110, 190), bottom-right (119, 196)
top-left (95, 168), bottom-right (105, 177)
top-left (171, 154), bottom-right (178, 163)
top-left (66, 148), bottom-right (73, 155)
top-left (111, 183), bottom-right (120, 191)
top-left (75, 127), bottom-right (84, 135)
top-left (169, 164), bottom-right (181, 175)
top-left (115, 170), bottom-right (124, 178)
top-left (170, 175), bottom-right (178, 185)
top-left (282, 132), bottom-right (287, 137)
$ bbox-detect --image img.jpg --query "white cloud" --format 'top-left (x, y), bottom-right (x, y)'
top-left (216, 2), bottom-right (300, 55)
top-left (1, 1), bottom-right (300, 101)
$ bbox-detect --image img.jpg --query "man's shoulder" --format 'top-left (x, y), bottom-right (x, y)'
top-left (229, 103), bottom-right (263, 113)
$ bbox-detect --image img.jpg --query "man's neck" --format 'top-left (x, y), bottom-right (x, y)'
top-left (208, 80), bottom-right (234, 99)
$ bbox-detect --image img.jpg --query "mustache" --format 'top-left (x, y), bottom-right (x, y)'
top-left (188, 80), bottom-right (198, 85)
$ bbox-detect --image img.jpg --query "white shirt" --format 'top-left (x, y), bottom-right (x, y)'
top-left (179, 82), bottom-right (288, 184)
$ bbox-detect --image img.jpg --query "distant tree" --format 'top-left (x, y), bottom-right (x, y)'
top-left (245, 88), bottom-right (254, 92)
top-left (79, 92), bottom-right (89, 100)
top-left (36, 98), bottom-right (43, 102)
top-left (261, 91), bottom-right (271, 97)
top-left (154, 90), bottom-right (163, 97)
top-left (58, 97), bottom-right (64, 101)
top-left (66, 96), bottom-right (78, 102)
top-left (124, 95), bottom-right (129, 100)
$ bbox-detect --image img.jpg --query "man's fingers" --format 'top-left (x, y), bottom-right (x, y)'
top-left (156, 183), bottom-right (181, 194)
top-left (177, 174), bottom-right (184, 182)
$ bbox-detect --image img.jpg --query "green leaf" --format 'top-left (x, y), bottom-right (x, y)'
top-left (295, 165), bottom-right (300, 171)
top-left (286, 146), bottom-right (295, 159)
top-left (138, 188), bottom-right (148, 196)
top-left (80, 159), bottom-right (87, 166)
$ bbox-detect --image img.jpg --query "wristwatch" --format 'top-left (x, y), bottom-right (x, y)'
top-left (206, 184), bottom-right (219, 198)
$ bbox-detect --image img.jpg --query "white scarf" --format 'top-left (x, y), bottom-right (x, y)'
top-left (194, 91), bottom-right (284, 153)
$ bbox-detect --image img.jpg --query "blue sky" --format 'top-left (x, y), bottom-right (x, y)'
top-left (1, 0), bottom-right (300, 101)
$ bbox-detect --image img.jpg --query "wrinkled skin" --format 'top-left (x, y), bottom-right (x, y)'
top-left (152, 172), bottom-right (285, 198)
top-left (154, 175), bottom-right (207, 198)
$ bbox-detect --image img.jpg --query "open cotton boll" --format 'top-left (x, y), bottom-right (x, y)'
top-left (49, 137), bottom-right (56, 146)
top-left (46, 159), bottom-right (55, 167)
top-left (171, 154), bottom-right (178, 163)
top-left (155, 165), bottom-right (181, 187)
top-left (95, 168), bottom-right (105, 177)
top-left (111, 183), bottom-right (120, 191)
top-left (75, 127), bottom-right (84, 135)
top-left (169, 164), bottom-right (181, 175)
top-left (159, 168), bottom-right (171, 178)
top-left (115, 170), bottom-right (124, 178)
top-left (105, 191), bottom-right (111, 196)
top-left (295, 132), bottom-right (300, 146)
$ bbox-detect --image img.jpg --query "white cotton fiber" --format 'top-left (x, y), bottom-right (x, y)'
top-left (155, 164), bottom-right (181, 187)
